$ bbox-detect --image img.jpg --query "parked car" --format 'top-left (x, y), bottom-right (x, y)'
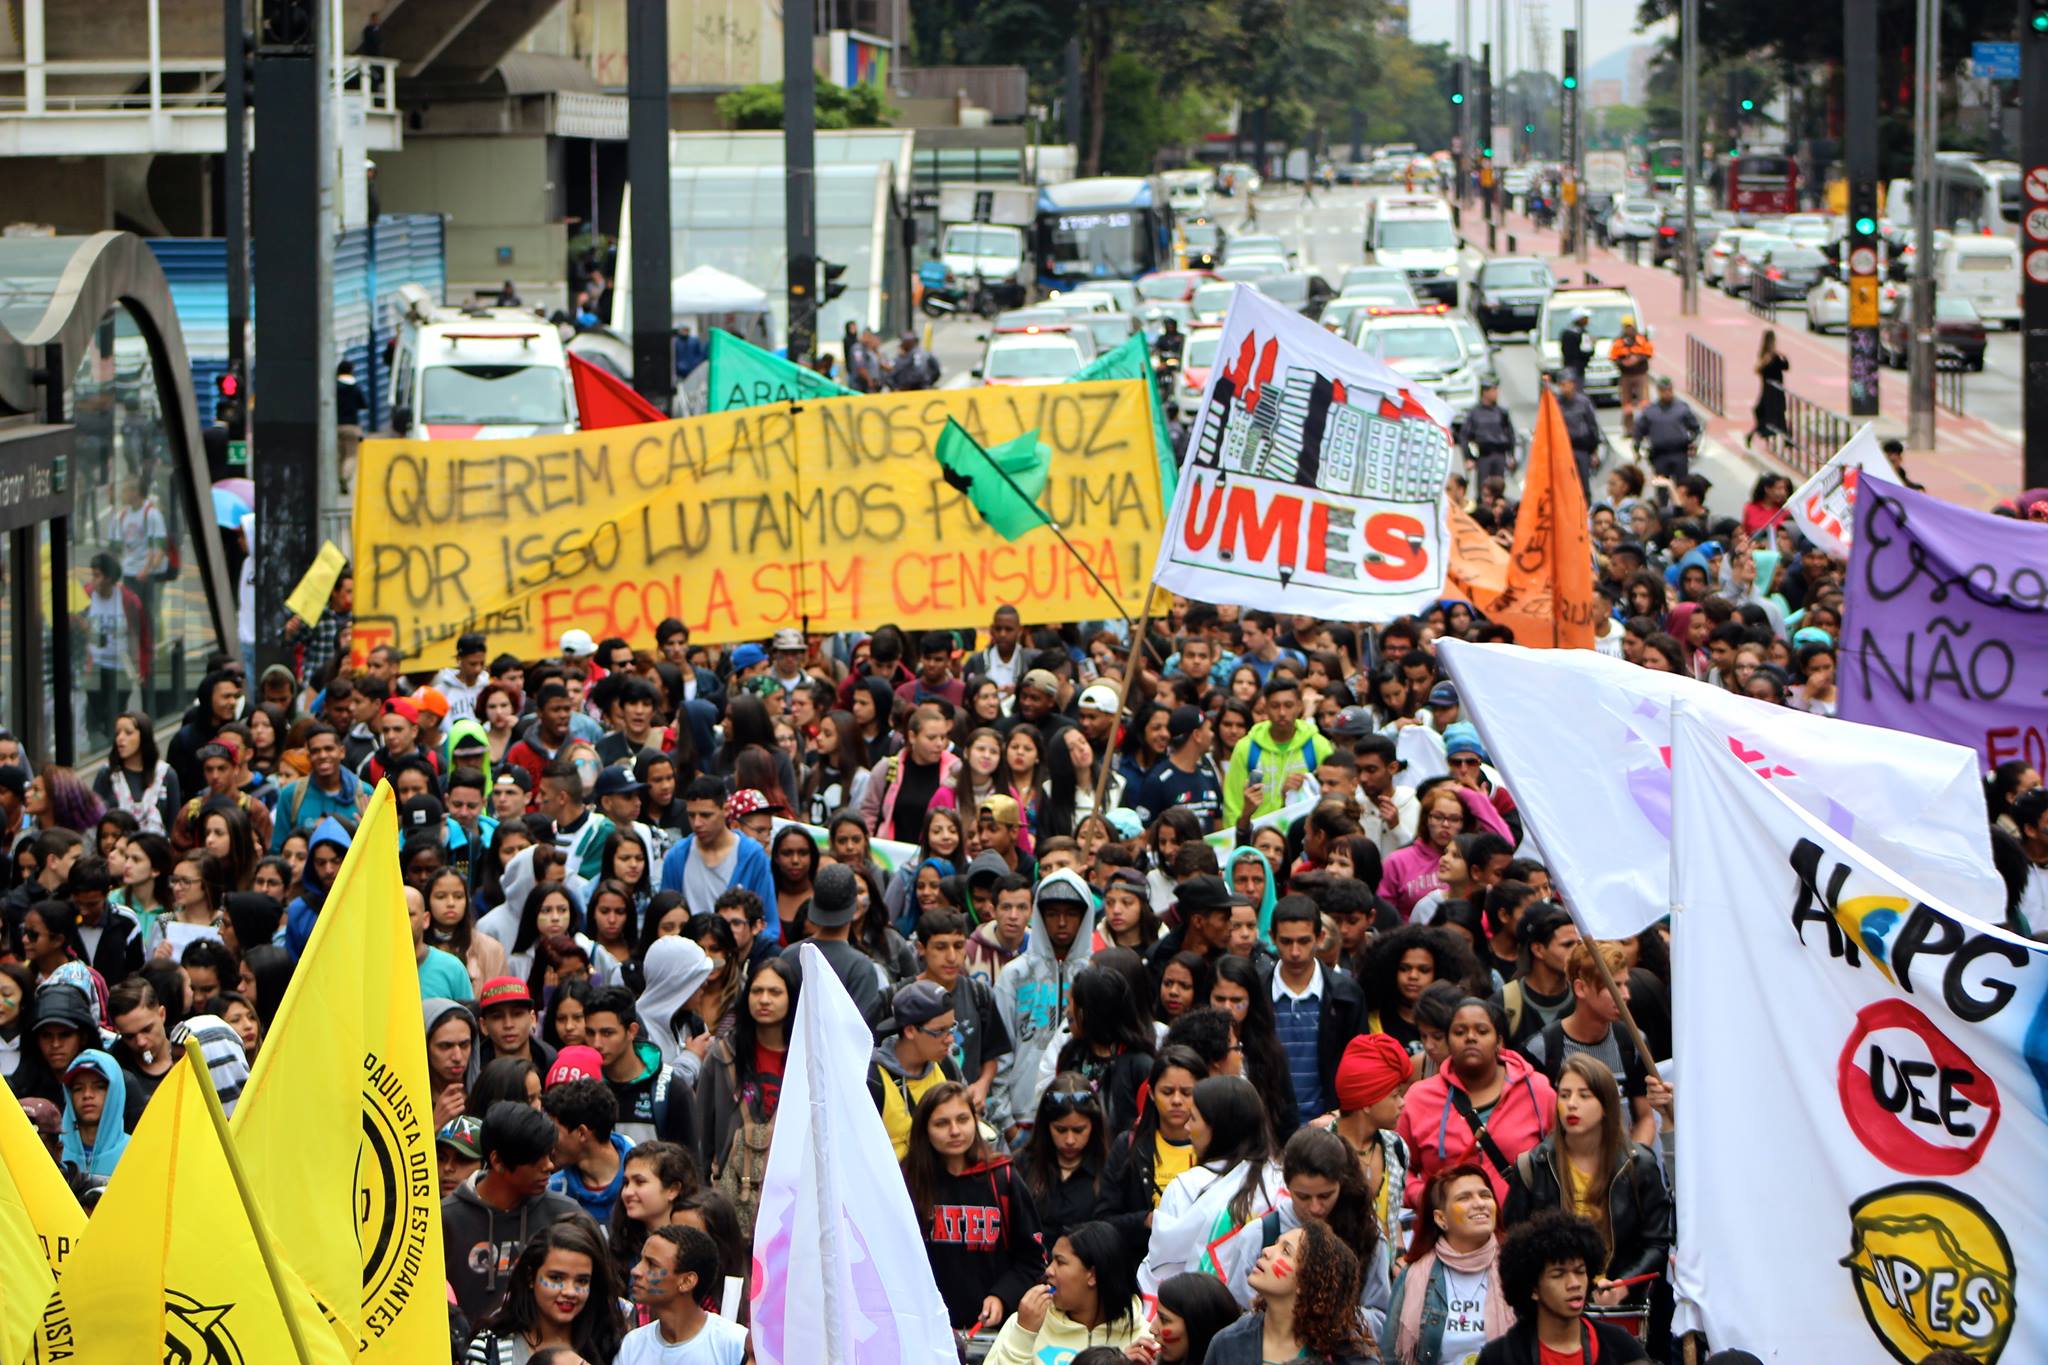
top-left (1722, 234), bottom-right (1795, 296)
top-left (1602, 198), bottom-right (1663, 246)
top-left (1804, 275), bottom-right (1900, 333)
top-left (1880, 290), bottom-right (1987, 371)
top-left (1467, 257), bottom-right (1555, 336)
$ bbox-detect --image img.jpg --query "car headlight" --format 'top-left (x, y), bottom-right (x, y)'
top-left (1445, 261), bottom-right (1463, 278)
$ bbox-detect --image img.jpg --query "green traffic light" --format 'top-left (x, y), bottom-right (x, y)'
top-left (1740, 98), bottom-right (1756, 111)
top-left (1854, 215), bottom-right (1877, 236)
top-left (1562, 75), bottom-right (1578, 90)
top-left (1524, 123), bottom-right (1536, 133)
top-left (1482, 146), bottom-right (1494, 158)
top-left (2033, 10), bottom-right (2048, 31)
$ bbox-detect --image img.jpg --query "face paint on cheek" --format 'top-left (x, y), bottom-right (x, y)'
top-left (1271, 1257), bottom-right (1295, 1279)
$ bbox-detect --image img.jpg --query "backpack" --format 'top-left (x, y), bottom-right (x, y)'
top-left (712, 1056), bottom-right (775, 1238)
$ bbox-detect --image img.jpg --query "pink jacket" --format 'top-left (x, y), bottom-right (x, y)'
top-left (1376, 787), bottom-right (1515, 917)
top-left (1397, 1048), bottom-right (1556, 1212)
top-left (858, 749), bottom-right (963, 841)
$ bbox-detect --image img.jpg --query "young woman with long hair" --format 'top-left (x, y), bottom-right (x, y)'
top-left (93, 711), bottom-right (179, 833)
top-left (1146, 808), bottom-right (1205, 913)
top-left (1150, 1271), bottom-right (1246, 1364)
top-left (424, 865), bottom-right (506, 994)
top-left (902, 1081), bottom-right (1045, 1331)
top-left (19, 901), bottom-right (90, 982)
top-left (461, 1217), bottom-right (626, 1365)
top-left (1204, 1220), bottom-right (1372, 1364)
top-left (1103, 1044), bottom-right (1207, 1256)
top-left (1215, 1127), bottom-right (1391, 1340)
top-left (147, 851), bottom-right (227, 959)
top-left (1362, 923), bottom-right (1486, 1053)
top-left (541, 977), bottom-right (593, 1050)
top-left (802, 708), bottom-right (869, 824)
top-left (1155, 951), bottom-right (1215, 1027)
top-left (1022, 1075), bottom-right (1110, 1251)
top-left (1003, 723), bottom-right (1048, 833)
top-left (1388, 1163), bottom-right (1512, 1364)
top-left (847, 862), bottom-right (918, 986)
top-left (885, 806), bottom-right (964, 934)
top-left (1141, 1074), bottom-right (1282, 1291)
top-left (1117, 701), bottom-right (1173, 791)
top-left (768, 825), bottom-right (817, 936)
top-left (198, 803), bottom-right (260, 893)
top-left (697, 956), bottom-right (798, 1219)
top-left (1747, 328), bottom-right (1790, 451)
top-left (583, 880), bottom-right (640, 987)
top-left (1052, 965), bottom-right (1156, 1132)
top-left (1501, 1053), bottom-right (1672, 1309)
top-left (608, 1140), bottom-right (700, 1288)
top-left (987, 1221), bottom-right (1150, 1360)
top-left (509, 882), bottom-right (581, 982)
top-left (476, 683), bottom-right (521, 765)
top-left (953, 724), bottom-right (1007, 817)
top-left (684, 913), bottom-right (741, 1038)
top-left (28, 765), bottom-right (104, 834)
top-left (110, 832), bottom-right (175, 939)
top-left (1208, 954), bottom-right (1300, 1136)
top-left (849, 675), bottom-right (896, 767)
top-left (597, 827), bottom-right (654, 917)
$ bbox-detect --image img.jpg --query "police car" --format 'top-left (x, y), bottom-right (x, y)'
top-left (1535, 286), bottom-right (1645, 403)
top-left (1352, 305), bottom-right (1481, 414)
top-left (1363, 195), bottom-right (1464, 305)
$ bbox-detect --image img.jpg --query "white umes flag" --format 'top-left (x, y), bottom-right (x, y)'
top-left (1668, 704), bottom-right (2048, 1363)
top-left (748, 943), bottom-right (956, 1365)
top-left (1436, 639), bottom-right (1999, 939)
top-left (1786, 422), bottom-right (1891, 559)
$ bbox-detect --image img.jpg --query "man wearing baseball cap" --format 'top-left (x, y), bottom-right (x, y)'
top-left (1001, 667), bottom-right (1069, 739)
top-left (778, 863), bottom-right (883, 1029)
top-left (766, 627), bottom-right (810, 698)
top-left (1074, 682), bottom-right (1123, 774)
top-left (475, 976), bottom-right (558, 1075)
top-left (435, 1115), bottom-right (484, 1197)
top-left (361, 695), bottom-right (441, 788)
top-left (1130, 704), bottom-right (1222, 829)
top-left (868, 979), bottom-right (964, 1159)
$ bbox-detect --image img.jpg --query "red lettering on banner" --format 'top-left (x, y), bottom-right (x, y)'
top-left (1182, 477), bottom-right (1227, 552)
top-left (1363, 514), bottom-right (1428, 581)
top-left (1986, 725), bottom-right (2048, 772)
top-left (1219, 486), bottom-right (1302, 569)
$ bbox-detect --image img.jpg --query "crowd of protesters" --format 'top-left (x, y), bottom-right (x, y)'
top-left (5, 505), bottom-right (2036, 1365)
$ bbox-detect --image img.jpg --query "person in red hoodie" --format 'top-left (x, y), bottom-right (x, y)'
top-left (1397, 996), bottom-right (1555, 1212)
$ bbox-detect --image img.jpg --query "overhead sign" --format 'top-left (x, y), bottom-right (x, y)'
top-left (1971, 41), bottom-right (2021, 79)
top-left (352, 381), bottom-right (1165, 665)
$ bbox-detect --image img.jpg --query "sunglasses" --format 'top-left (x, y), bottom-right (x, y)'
top-left (1047, 1090), bottom-right (1095, 1106)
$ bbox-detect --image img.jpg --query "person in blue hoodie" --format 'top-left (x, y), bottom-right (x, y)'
top-left (285, 816), bottom-right (352, 959)
top-left (60, 1049), bottom-right (131, 1182)
top-left (540, 1075), bottom-right (632, 1226)
top-left (656, 776), bottom-right (779, 940)
top-left (991, 869), bottom-right (1098, 1148)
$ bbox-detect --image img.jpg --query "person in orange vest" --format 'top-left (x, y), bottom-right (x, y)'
top-left (1610, 318), bottom-right (1655, 441)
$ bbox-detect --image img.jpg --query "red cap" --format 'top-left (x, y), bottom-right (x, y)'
top-left (477, 976), bottom-right (532, 1011)
top-left (546, 1045), bottom-right (605, 1088)
top-left (382, 697), bottom-right (421, 725)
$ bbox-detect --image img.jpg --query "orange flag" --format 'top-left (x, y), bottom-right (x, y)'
top-left (1490, 387), bottom-right (1596, 649)
top-left (1444, 501), bottom-right (1510, 611)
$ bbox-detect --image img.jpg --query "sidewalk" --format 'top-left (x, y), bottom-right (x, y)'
top-left (1471, 202), bottom-right (2020, 510)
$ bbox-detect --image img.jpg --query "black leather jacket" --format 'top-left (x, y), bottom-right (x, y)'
top-left (1504, 1136), bottom-right (1674, 1287)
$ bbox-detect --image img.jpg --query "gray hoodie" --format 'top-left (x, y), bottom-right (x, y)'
top-left (990, 869), bottom-right (1099, 1134)
top-left (440, 1172), bottom-right (581, 1324)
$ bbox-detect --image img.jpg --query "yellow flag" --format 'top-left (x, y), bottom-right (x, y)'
top-left (30, 1043), bottom-right (346, 1364)
top-left (0, 1126), bottom-right (55, 1365)
top-left (0, 1088), bottom-right (82, 1278)
top-left (230, 784), bottom-right (445, 1360)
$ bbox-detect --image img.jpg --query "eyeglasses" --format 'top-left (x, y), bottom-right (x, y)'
top-left (912, 1024), bottom-right (959, 1041)
top-left (1047, 1090), bottom-right (1094, 1105)
top-left (170, 876), bottom-right (204, 888)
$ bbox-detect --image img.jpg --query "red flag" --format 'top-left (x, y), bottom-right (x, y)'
top-left (568, 352), bottom-right (667, 429)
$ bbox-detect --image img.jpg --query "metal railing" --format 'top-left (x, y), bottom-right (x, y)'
top-left (0, 56), bottom-right (399, 117)
top-left (1745, 289), bottom-right (1778, 322)
top-left (1781, 390), bottom-right (1854, 474)
top-left (1685, 335), bottom-right (1724, 416)
top-left (1935, 367), bottom-right (1966, 417)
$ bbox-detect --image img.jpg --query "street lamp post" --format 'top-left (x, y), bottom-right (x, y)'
top-left (1906, 0), bottom-right (1937, 447)
top-left (1680, 0), bottom-right (1699, 313)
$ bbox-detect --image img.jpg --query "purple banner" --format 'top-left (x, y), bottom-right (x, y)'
top-left (1841, 475), bottom-right (2048, 772)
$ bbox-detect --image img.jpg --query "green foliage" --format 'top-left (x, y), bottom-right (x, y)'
top-left (1097, 52), bottom-right (1229, 175)
top-left (716, 79), bottom-right (896, 130)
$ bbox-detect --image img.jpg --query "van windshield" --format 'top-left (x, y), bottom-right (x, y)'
top-left (422, 364), bottom-right (571, 424)
top-left (1373, 218), bottom-right (1456, 251)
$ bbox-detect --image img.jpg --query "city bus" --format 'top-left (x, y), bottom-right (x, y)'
top-left (1723, 151), bottom-right (1800, 219)
top-left (1930, 154), bottom-right (2022, 239)
top-left (1034, 177), bottom-right (1175, 291)
top-left (1647, 141), bottom-right (1688, 192)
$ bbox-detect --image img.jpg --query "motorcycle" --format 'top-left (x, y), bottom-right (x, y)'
top-left (918, 260), bottom-right (1000, 320)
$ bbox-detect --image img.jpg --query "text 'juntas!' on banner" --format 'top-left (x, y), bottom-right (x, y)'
top-left (350, 380), bottom-right (1165, 668)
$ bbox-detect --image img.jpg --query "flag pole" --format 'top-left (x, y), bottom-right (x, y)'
top-left (952, 419), bottom-right (1134, 629)
top-left (1095, 585), bottom-right (1163, 813)
top-left (1583, 941), bottom-right (1664, 1086)
top-left (183, 1038), bottom-right (331, 1364)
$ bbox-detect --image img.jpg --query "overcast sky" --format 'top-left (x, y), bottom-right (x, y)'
top-left (1407, 0), bottom-right (1676, 79)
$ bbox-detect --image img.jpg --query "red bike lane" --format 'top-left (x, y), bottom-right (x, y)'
top-left (1473, 204), bottom-right (2020, 510)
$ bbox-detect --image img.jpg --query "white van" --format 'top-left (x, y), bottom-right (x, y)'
top-left (387, 286), bottom-right (576, 439)
top-left (1934, 235), bottom-right (2021, 328)
top-left (1365, 195), bottom-right (1463, 305)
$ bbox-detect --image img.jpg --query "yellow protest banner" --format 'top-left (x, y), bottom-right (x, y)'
top-left (351, 380), bottom-right (1165, 667)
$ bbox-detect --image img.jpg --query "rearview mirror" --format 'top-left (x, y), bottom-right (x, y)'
top-left (971, 367), bottom-right (984, 378)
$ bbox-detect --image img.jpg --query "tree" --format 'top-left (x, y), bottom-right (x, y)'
top-left (715, 79), bottom-right (896, 130)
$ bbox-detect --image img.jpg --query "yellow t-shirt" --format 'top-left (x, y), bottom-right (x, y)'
top-left (1152, 1133), bottom-right (1196, 1207)
top-left (879, 1062), bottom-right (952, 1160)
top-left (1566, 1159), bottom-right (1598, 1221)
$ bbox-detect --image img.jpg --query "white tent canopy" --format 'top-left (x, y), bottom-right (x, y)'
top-left (670, 264), bottom-right (770, 318)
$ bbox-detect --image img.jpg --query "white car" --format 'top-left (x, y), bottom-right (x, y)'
top-left (1536, 287), bottom-right (1645, 402)
top-left (1804, 275), bottom-right (1900, 333)
top-left (1173, 326), bottom-right (1226, 421)
top-left (1190, 281), bottom-right (1241, 324)
top-left (972, 327), bottom-right (1088, 387)
top-left (1603, 198), bottom-right (1663, 244)
top-left (1354, 311), bottom-right (1482, 414)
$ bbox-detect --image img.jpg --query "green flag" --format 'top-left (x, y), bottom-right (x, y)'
top-left (933, 418), bottom-right (1052, 541)
top-left (705, 329), bottom-right (855, 412)
top-left (1072, 334), bottom-right (1179, 499)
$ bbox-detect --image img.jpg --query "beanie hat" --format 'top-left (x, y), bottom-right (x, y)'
top-left (1334, 1033), bottom-right (1415, 1112)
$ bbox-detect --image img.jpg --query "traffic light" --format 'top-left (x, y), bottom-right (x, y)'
top-left (1740, 97), bottom-right (1756, 112)
top-left (1853, 214), bottom-right (1878, 236)
top-left (216, 368), bottom-right (241, 402)
top-left (1524, 122), bottom-right (1536, 134)
top-left (820, 260), bottom-right (847, 303)
top-left (1562, 74), bottom-right (1578, 91)
top-left (1450, 91), bottom-right (1465, 105)
top-left (2031, 0), bottom-right (2048, 34)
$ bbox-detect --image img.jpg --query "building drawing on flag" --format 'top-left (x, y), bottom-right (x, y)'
top-left (1200, 351), bottom-right (1451, 503)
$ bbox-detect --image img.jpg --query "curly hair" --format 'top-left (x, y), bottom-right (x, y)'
top-left (1361, 923), bottom-right (1487, 1020)
top-left (1275, 1219), bottom-right (1368, 1357)
top-left (1499, 1210), bottom-right (1610, 1322)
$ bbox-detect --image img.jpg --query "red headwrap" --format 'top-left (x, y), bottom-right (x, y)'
top-left (1334, 1033), bottom-right (1414, 1112)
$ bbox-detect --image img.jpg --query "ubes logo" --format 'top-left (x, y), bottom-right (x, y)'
top-left (1836, 998), bottom-right (2001, 1175)
top-left (1843, 1184), bottom-right (2015, 1364)
top-left (165, 1291), bottom-right (246, 1364)
top-left (357, 1050), bottom-right (433, 1342)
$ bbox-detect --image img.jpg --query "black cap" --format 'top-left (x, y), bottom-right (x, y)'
top-left (398, 793), bottom-right (445, 832)
top-left (1174, 874), bottom-right (1250, 918)
top-left (1167, 705), bottom-right (1206, 742)
top-left (0, 765), bottom-right (26, 800)
top-left (456, 632), bottom-right (487, 656)
top-left (591, 766), bottom-right (646, 800)
top-left (32, 983), bottom-right (96, 1035)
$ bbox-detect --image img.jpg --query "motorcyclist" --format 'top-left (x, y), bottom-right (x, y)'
top-left (1153, 316), bottom-right (1184, 365)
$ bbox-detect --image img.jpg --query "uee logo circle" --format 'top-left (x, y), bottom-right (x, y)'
top-left (1842, 1183), bottom-right (2015, 1364)
top-left (1836, 998), bottom-right (2000, 1175)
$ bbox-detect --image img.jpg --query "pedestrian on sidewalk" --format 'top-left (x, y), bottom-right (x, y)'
top-left (1552, 374), bottom-right (1603, 499)
top-left (1746, 330), bottom-right (1789, 452)
top-left (1633, 379), bottom-right (1702, 485)
top-left (1456, 385), bottom-right (1517, 490)
top-left (1610, 318), bottom-right (1654, 441)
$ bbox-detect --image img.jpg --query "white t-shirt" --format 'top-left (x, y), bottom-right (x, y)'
top-left (86, 589), bottom-right (127, 672)
top-left (2020, 863), bottom-right (2048, 936)
top-left (1438, 1265), bottom-right (1491, 1365)
top-left (117, 501), bottom-right (166, 580)
top-left (614, 1314), bottom-right (748, 1365)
